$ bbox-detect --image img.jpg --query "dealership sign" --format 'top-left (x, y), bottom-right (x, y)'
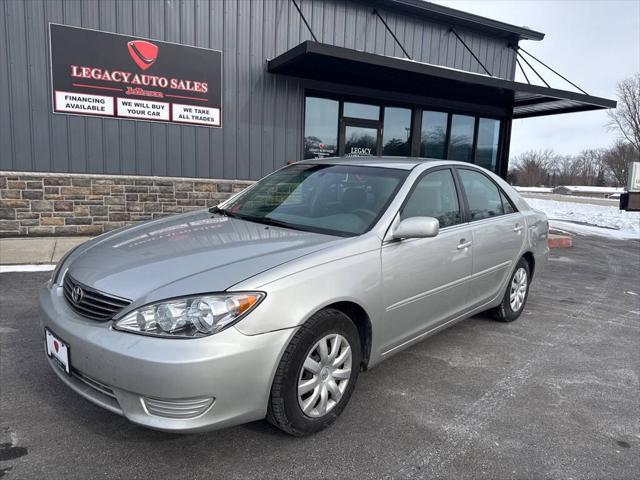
top-left (49, 24), bottom-right (222, 127)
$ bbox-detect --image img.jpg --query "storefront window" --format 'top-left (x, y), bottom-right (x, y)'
top-left (420, 111), bottom-right (448, 159)
top-left (475, 118), bottom-right (500, 172)
top-left (304, 97), bottom-right (339, 159)
top-left (448, 114), bottom-right (475, 162)
top-left (303, 95), bottom-right (504, 173)
top-left (343, 102), bottom-right (380, 120)
top-left (344, 126), bottom-right (377, 156)
top-left (382, 107), bottom-right (412, 156)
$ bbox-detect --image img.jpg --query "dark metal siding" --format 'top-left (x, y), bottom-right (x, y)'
top-left (0, 0), bottom-right (516, 180)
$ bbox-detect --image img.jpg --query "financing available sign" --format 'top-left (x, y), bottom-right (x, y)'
top-left (49, 24), bottom-right (222, 127)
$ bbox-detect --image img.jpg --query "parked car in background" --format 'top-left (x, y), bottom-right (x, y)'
top-left (40, 157), bottom-right (549, 435)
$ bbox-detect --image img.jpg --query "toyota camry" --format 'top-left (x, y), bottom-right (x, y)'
top-left (40, 157), bottom-right (548, 436)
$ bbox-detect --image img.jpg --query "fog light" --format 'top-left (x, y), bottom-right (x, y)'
top-left (142, 396), bottom-right (215, 419)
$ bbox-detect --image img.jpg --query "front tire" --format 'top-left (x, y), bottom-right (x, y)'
top-left (492, 258), bottom-right (531, 322)
top-left (267, 309), bottom-right (361, 436)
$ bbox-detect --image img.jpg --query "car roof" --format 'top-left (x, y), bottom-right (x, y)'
top-left (294, 156), bottom-right (533, 212)
top-left (297, 156), bottom-right (472, 171)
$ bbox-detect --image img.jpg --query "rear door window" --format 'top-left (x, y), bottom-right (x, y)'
top-left (457, 169), bottom-right (505, 221)
top-left (500, 191), bottom-right (516, 214)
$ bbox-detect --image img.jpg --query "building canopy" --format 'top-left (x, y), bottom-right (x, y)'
top-left (267, 41), bottom-right (616, 119)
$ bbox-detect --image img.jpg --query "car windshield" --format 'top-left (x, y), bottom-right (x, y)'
top-left (218, 163), bottom-right (408, 236)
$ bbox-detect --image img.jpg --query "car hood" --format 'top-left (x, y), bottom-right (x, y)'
top-left (67, 210), bottom-right (342, 304)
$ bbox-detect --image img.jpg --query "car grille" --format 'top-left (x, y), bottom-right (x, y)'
top-left (63, 274), bottom-right (131, 321)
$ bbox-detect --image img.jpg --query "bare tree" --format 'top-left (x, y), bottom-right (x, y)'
top-left (551, 154), bottom-right (580, 186)
top-left (512, 149), bottom-right (620, 187)
top-left (573, 149), bottom-right (606, 186)
top-left (607, 73), bottom-right (640, 154)
top-left (602, 141), bottom-right (639, 186)
top-left (510, 149), bottom-right (557, 186)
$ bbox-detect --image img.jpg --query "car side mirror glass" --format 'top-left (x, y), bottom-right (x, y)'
top-left (392, 217), bottom-right (439, 240)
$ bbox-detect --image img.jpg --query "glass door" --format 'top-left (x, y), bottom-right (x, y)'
top-left (339, 101), bottom-right (382, 157)
top-left (342, 123), bottom-right (380, 156)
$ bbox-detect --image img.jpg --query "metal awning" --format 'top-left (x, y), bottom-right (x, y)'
top-left (267, 41), bottom-right (616, 119)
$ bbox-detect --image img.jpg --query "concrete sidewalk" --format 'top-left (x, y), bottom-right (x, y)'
top-left (0, 237), bottom-right (91, 265)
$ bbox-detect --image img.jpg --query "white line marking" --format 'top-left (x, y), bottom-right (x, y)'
top-left (0, 264), bottom-right (56, 273)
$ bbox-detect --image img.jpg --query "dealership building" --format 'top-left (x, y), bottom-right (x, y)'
top-left (0, 0), bottom-right (615, 236)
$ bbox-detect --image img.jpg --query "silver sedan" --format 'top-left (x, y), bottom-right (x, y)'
top-left (40, 157), bottom-right (549, 435)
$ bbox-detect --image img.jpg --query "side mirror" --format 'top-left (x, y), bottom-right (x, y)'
top-left (392, 217), bottom-right (439, 240)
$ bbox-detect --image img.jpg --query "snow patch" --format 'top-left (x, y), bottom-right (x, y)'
top-left (526, 198), bottom-right (640, 240)
top-left (514, 186), bottom-right (554, 193)
top-left (0, 264), bottom-right (55, 273)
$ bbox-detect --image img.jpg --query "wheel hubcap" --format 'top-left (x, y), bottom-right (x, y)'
top-left (509, 267), bottom-right (528, 312)
top-left (297, 333), bottom-right (352, 418)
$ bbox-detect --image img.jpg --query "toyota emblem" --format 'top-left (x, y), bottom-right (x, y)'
top-left (71, 285), bottom-right (84, 304)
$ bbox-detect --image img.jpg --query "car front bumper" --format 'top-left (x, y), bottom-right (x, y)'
top-left (39, 283), bottom-right (295, 433)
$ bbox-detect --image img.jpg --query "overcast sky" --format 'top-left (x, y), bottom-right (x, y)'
top-left (432, 0), bottom-right (640, 162)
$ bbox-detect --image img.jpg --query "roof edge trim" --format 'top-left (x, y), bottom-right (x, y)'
top-left (369, 0), bottom-right (545, 41)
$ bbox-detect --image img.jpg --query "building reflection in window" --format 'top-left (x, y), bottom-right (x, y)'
top-left (475, 118), bottom-right (500, 172)
top-left (448, 114), bottom-right (475, 162)
top-left (304, 97), bottom-right (339, 159)
top-left (343, 102), bottom-right (380, 120)
top-left (344, 126), bottom-right (377, 156)
top-left (382, 107), bottom-right (412, 156)
top-left (420, 111), bottom-right (448, 159)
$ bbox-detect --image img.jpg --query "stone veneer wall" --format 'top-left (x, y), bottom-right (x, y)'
top-left (0, 172), bottom-right (253, 237)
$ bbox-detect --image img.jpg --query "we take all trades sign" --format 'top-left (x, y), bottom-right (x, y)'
top-left (49, 24), bottom-right (222, 127)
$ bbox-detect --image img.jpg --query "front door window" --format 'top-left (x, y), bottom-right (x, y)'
top-left (401, 169), bottom-right (462, 227)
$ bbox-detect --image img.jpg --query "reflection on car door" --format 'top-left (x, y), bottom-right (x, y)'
top-left (456, 168), bottom-right (525, 309)
top-left (380, 168), bottom-right (473, 354)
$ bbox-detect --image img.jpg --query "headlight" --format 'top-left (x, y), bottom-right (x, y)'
top-left (114, 292), bottom-right (265, 338)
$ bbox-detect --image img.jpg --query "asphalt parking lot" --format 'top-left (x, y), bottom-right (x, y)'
top-left (1, 234), bottom-right (639, 479)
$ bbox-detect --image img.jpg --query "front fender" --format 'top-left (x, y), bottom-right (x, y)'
top-left (232, 248), bottom-right (382, 337)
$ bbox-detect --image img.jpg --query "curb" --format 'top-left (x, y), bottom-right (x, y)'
top-left (548, 234), bottom-right (572, 248)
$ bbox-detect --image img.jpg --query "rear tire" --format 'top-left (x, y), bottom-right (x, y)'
top-left (267, 309), bottom-right (361, 436)
top-left (492, 258), bottom-right (530, 322)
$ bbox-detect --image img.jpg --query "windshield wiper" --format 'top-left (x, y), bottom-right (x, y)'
top-left (209, 205), bottom-right (232, 217)
top-left (260, 216), bottom-right (307, 231)
top-left (210, 207), bottom-right (305, 232)
top-left (228, 213), bottom-right (306, 232)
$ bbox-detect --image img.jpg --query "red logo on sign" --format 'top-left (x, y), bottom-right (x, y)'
top-left (53, 340), bottom-right (59, 353)
top-left (127, 40), bottom-right (158, 71)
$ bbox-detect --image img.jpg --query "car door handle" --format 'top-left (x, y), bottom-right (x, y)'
top-left (513, 224), bottom-right (523, 233)
top-left (457, 240), bottom-right (472, 250)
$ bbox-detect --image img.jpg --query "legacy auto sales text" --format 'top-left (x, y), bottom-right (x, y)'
top-left (70, 65), bottom-right (208, 93)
